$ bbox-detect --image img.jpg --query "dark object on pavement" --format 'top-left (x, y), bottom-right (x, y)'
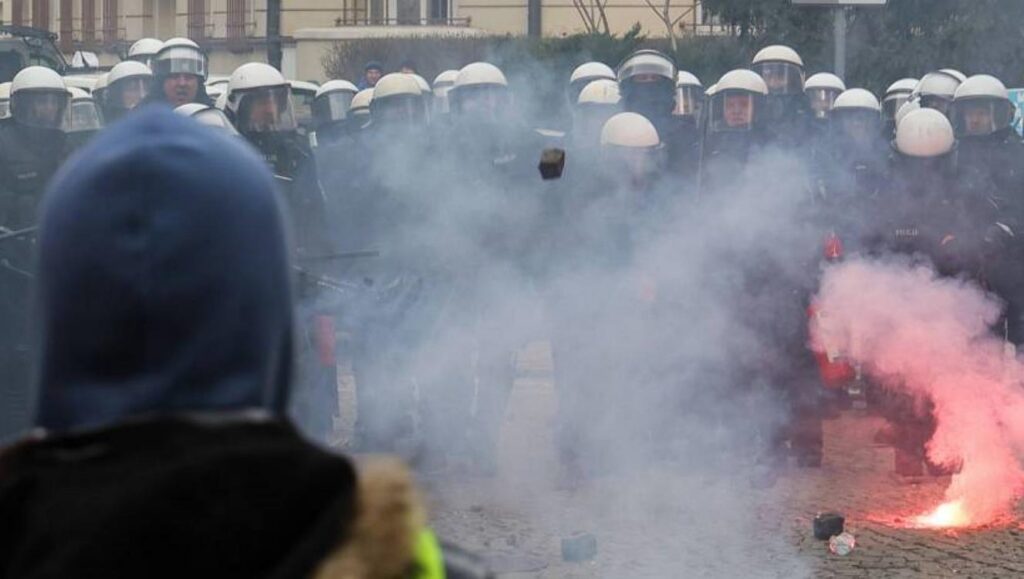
top-left (561, 532), bottom-right (597, 562)
top-left (814, 512), bottom-right (846, 540)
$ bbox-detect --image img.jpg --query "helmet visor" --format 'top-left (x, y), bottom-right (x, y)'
top-left (13, 90), bottom-right (70, 129)
top-left (236, 86), bottom-right (297, 133)
top-left (0, 99), bottom-right (9, 119)
top-left (152, 47), bottom-right (208, 79)
top-left (110, 77), bottom-right (151, 110)
top-left (752, 62), bottom-right (804, 95)
top-left (451, 84), bottom-right (509, 119)
top-left (674, 85), bottom-right (703, 116)
top-left (919, 94), bottom-right (952, 116)
top-left (950, 98), bottom-right (1015, 137)
top-left (710, 91), bottom-right (758, 132)
top-left (371, 94), bottom-right (426, 125)
top-left (882, 93), bottom-right (909, 121)
top-left (806, 88), bottom-right (841, 119)
top-left (832, 108), bottom-right (881, 146)
top-left (312, 90), bottom-right (354, 125)
top-left (64, 99), bottom-right (103, 132)
top-left (617, 55), bottom-right (675, 84)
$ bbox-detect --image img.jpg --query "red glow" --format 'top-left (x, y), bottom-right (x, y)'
top-left (913, 501), bottom-right (970, 529)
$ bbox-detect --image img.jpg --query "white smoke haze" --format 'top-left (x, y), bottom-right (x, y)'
top-left (812, 256), bottom-right (1024, 526)
top-left (304, 57), bottom-right (836, 574)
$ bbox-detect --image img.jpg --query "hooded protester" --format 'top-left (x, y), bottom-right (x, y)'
top-left (358, 61), bottom-right (384, 90)
top-left (0, 107), bottom-right (451, 579)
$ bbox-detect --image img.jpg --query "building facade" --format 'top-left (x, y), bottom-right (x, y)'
top-left (1, 0), bottom-right (721, 79)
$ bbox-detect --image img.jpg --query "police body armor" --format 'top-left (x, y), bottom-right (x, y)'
top-left (0, 118), bottom-right (65, 440)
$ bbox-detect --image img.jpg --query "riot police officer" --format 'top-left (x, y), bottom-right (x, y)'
top-left (673, 70), bottom-right (703, 129)
top-left (125, 37), bottom-right (163, 68)
top-left (882, 78), bottom-right (918, 136)
top-left (103, 61), bottom-right (153, 122)
top-left (912, 70), bottom-right (962, 118)
top-left (567, 61), bottom-right (616, 107)
top-left (431, 69), bottom-right (459, 119)
top-left (949, 74), bottom-right (1024, 345)
top-left (64, 86), bottom-right (104, 150)
top-left (0, 66), bottom-right (69, 440)
top-left (226, 62), bottom-right (338, 442)
top-left (147, 37), bottom-right (213, 108)
top-left (698, 68), bottom-right (769, 196)
top-left (750, 45), bottom-right (810, 150)
top-left (311, 79), bottom-right (359, 147)
top-left (815, 88), bottom-right (887, 231)
top-left (804, 72), bottom-right (845, 155)
top-left (174, 102), bottom-right (240, 136)
top-left (570, 78), bottom-right (621, 153)
top-left (618, 50), bottom-right (698, 182)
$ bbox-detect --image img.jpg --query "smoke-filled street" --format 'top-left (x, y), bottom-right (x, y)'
top-left (348, 341), bottom-right (1024, 578)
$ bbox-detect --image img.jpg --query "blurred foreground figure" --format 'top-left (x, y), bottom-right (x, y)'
top-left (0, 108), bottom-right (466, 579)
top-left (0, 66), bottom-right (69, 440)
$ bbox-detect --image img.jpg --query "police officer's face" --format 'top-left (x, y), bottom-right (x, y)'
top-left (964, 103), bottom-right (994, 136)
top-left (120, 78), bottom-right (147, 110)
top-left (724, 94), bottom-right (754, 127)
top-left (248, 91), bottom-right (280, 130)
top-left (163, 74), bottom-right (199, 107)
top-left (31, 94), bottom-right (63, 125)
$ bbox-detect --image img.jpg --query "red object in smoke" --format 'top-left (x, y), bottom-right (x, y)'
top-left (824, 231), bottom-right (843, 261)
top-left (314, 315), bottom-right (337, 367)
top-left (810, 232), bottom-right (855, 388)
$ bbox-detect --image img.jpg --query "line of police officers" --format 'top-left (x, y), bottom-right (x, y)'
top-left (0, 39), bottom-right (1022, 481)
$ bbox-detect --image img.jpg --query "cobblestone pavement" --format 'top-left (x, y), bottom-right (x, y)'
top-left (417, 342), bottom-right (1024, 578)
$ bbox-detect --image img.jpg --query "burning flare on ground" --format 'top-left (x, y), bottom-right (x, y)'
top-left (913, 500), bottom-right (970, 529)
top-left (811, 257), bottom-right (1024, 527)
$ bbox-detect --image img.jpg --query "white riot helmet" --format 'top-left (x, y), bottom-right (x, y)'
top-left (0, 82), bottom-right (11, 118)
top-left (312, 79), bottom-right (358, 127)
top-left (63, 86), bottom-right (104, 134)
top-left (408, 73), bottom-right (433, 120)
top-left (369, 73), bottom-right (424, 125)
top-left (450, 62), bottom-right (509, 119)
top-left (674, 70), bottom-right (703, 117)
top-left (601, 112), bottom-right (660, 148)
top-left (883, 78), bottom-right (918, 123)
top-left (151, 37), bottom-right (208, 81)
top-left (751, 45), bottom-right (805, 95)
top-left (940, 68), bottom-right (967, 83)
top-left (568, 61), bottom-right (616, 104)
top-left (894, 99), bottom-right (921, 128)
top-left (575, 79), bottom-right (622, 145)
top-left (831, 88), bottom-right (881, 144)
top-left (432, 69), bottom-right (459, 114)
top-left (895, 108), bottom-right (956, 158)
top-left (708, 69), bottom-right (768, 133)
top-left (616, 50), bottom-right (676, 115)
top-left (105, 61), bottom-right (153, 115)
top-left (226, 62), bottom-right (296, 134)
top-left (578, 79), bottom-right (621, 106)
top-left (804, 72), bottom-right (846, 119)
top-left (912, 71), bottom-right (962, 115)
top-left (127, 38), bottom-right (164, 67)
top-left (175, 102), bottom-right (240, 136)
top-left (350, 88), bottom-right (373, 118)
top-left (949, 74), bottom-right (1014, 138)
top-left (600, 112), bottom-right (662, 184)
top-left (10, 66), bottom-right (69, 130)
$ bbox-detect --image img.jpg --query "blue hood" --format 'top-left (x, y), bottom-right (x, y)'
top-left (34, 107), bottom-right (294, 433)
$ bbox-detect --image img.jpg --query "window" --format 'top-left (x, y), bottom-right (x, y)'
top-left (83, 0), bottom-right (96, 43)
top-left (32, 0), bottom-right (49, 30)
top-left (103, 0), bottom-right (118, 43)
top-left (188, 0), bottom-right (206, 40)
top-left (227, 0), bottom-right (245, 39)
